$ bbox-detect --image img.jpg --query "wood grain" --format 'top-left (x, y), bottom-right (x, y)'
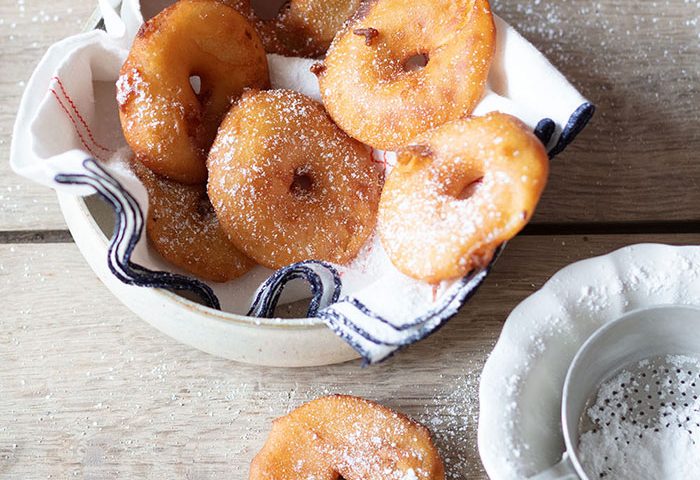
top-left (1, 1), bottom-right (699, 231)
top-left (0, 1), bottom-right (95, 231)
top-left (1, 234), bottom-right (699, 479)
top-left (493, 0), bottom-right (700, 224)
top-left (0, 1), bottom-right (699, 478)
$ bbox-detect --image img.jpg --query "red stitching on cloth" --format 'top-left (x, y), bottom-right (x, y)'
top-left (50, 88), bottom-right (105, 162)
top-left (51, 76), bottom-right (113, 153)
top-left (370, 151), bottom-right (385, 166)
top-left (369, 150), bottom-right (383, 182)
top-left (371, 150), bottom-right (390, 182)
top-left (383, 151), bottom-right (395, 169)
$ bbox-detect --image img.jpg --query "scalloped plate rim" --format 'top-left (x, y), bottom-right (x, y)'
top-left (478, 243), bottom-right (700, 479)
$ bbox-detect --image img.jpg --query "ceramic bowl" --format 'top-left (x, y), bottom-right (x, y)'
top-left (47, 4), bottom-right (360, 367)
top-left (57, 191), bottom-right (359, 366)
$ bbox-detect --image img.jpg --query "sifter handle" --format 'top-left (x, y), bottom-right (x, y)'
top-left (528, 453), bottom-right (579, 480)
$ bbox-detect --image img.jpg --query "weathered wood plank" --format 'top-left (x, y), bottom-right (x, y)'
top-left (1, 1), bottom-right (699, 230)
top-left (0, 1), bottom-right (95, 231)
top-left (493, 0), bottom-right (700, 224)
top-left (1, 234), bottom-right (699, 479)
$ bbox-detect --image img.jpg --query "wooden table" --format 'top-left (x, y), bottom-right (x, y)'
top-left (1, 1), bottom-right (698, 478)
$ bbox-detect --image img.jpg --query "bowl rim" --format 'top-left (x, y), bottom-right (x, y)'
top-left (73, 6), bottom-right (330, 331)
top-left (59, 189), bottom-right (328, 331)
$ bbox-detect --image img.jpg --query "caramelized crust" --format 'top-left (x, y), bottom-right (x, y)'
top-left (379, 113), bottom-right (549, 282)
top-left (118, 0), bottom-right (270, 184)
top-left (319, 0), bottom-right (496, 150)
top-left (256, 0), bottom-right (363, 58)
top-left (131, 158), bottom-right (255, 282)
top-left (208, 90), bottom-right (383, 269)
top-left (250, 395), bottom-right (445, 480)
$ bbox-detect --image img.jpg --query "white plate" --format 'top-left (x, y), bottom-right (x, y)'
top-left (478, 243), bottom-right (700, 479)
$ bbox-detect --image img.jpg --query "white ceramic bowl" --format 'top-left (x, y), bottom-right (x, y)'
top-left (50, 4), bottom-right (359, 368)
top-left (57, 191), bottom-right (359, 367)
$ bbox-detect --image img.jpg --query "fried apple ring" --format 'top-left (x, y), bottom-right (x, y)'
top-left (217, 0), bottom-right (361, 58)
top-left (216, 0), bottom-right (251, 15)
top-left (207, 89), bottom-right (382, 269)
top-left (117, 0), bottom-right (270, 184)
top-left (131, 159), bottom-right (255, 283)
top-left (250, 395), bottom-right (445, 480)
top-left (378, 113), bottom-right (549, 282)
top-left (256, 0), bottom-right (363, 58)
top-left (316, 0), bottom-right (496, 150)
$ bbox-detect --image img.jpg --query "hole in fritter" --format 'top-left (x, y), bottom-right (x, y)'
top-left (290, 169), bottom-right (314, 197)
top-left (404, 53), bottom-right (429, 72)
top-left (195, 192), bottom-right (213, 219)
top-left (457, 177), bottom-right (484, 200)
top-left (251, 0), bottom-right (287, 20)
top-left (189, 75), bottom-right (202, 95)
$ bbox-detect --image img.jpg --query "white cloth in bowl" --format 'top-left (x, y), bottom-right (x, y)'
top-left (10, 0), bottom-right (593, 364)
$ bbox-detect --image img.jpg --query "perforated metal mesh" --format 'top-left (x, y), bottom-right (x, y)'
top-left (578, 355), bottom-right (700, 478)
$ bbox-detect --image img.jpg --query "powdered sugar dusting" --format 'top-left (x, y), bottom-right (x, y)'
top-left (579, 355), bottom-right (700, 479)
top-left (131, 158), bottom-right (254, 282)
top-left (252, 395), bottom-right (443, 479)
top-left (378, 113), bottom-right (546, 282)
top-left (320, 0), bottom-right (496, 150)
top-left (479, 246), bottom-right (700, 479)
top-left (207, 89), bottom-right (383, 269)
top-left (116, 68), bottom-right (145, 107)
top-left (420, 361), bottom-right (488, 479)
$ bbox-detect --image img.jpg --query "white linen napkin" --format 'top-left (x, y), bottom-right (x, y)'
top-left (10, 1), bottom-right (594, 364)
